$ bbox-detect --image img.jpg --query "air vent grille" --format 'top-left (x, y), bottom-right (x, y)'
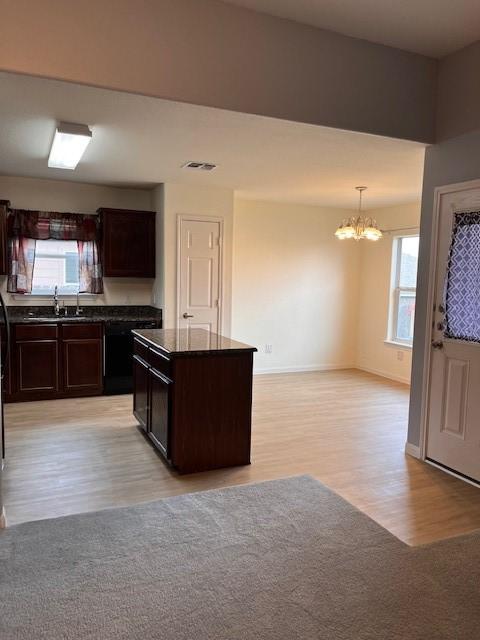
top-left (182, 161), bottom-right (217, 171)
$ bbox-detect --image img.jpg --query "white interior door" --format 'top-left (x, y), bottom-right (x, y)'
top-left (177, 217), bottom-right (222, 333)
top-left (426, 185), bottom-right (480, 483)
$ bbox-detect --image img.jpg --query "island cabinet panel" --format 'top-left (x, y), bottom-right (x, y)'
top-left (131, 329), bottom-right (256, 475)
top-left (99, 208), bottom-right (155, 278)
top-left (133, 355), bottom-right (149, 431)
top-left (171, 354), bottom-right (253, 473)
top-left (149, 367), bottom-right (171, 459)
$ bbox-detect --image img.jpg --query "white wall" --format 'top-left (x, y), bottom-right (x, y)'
top-left (153, 183), bottom-right (234, 332)
top-left (232, 199), bottom-right (360, 372)
top-left (355, 203), bottom-right (421, 384)
top-left (0, 175), bottom-right (155, 306)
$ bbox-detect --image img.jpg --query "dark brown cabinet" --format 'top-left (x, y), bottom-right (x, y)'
top-left (12, 324), bottom-right (59, 401)
top-left (8, 323), bottom-right (103, 402)
top-left (133, 354), bottom-right (149, 431)
top-left (149, 368), bottom-right (171, 458)
top-left (133, 345), bottom-right (171, 458)
top-left (62, 324), bottom-right (103, 396)
top-left (17, 338), bottom-right (59, 397)
top-left (99, 208), bottom-right (155, 278)
top-left (132, 332), bottom-right (255, 474)
top-left (0, 200), bottom-right (10, 276)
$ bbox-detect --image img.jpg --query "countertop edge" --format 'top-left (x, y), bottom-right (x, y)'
top-left (132, 329), bottom-right (257, 356)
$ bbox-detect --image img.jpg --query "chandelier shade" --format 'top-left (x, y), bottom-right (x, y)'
top-left (335, 187), bottom-right (383, 242)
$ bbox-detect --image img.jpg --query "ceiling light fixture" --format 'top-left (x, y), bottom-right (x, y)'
top-left (48, 122), bottom-right (92, 170)
top-left (334, 186), bottom-right (383, 241)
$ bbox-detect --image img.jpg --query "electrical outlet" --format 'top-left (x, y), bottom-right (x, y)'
top-left (265, 344), bottom-right (273, 354)
top-left (397, 350), bottom-right (404, 361)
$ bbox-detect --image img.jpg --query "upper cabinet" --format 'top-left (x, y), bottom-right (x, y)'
top-left (99, 208), bottom-right (155, 278)
top-left (0, 200), bottom-right (9, 276)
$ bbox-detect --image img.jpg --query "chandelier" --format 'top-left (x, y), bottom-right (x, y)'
top-left (334, 187), bottom-right (383, 241)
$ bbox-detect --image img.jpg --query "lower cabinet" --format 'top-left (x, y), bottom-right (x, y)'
top-left (132, 335), bottom-right (254, 475)
top-left (133, 351), bottom-right (171, 460)
top-left (149, 368), bottom-right (171, 458)
top-left (133, 355), bottom-right (149, 431)
top-left (17, 338), bottom-right (60, 398)
top-left (62, 324), bottom-right (103, 396)
top-left (8, 322), bottom-right (104, 402)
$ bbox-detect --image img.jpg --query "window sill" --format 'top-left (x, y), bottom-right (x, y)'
top-left (12, 294), bottom-right (98, 301)
top-left (384, 339), bottom-right (413, 350)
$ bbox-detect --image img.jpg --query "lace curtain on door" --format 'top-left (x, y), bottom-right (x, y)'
top-left (444, 211), bottom-right (480, 342)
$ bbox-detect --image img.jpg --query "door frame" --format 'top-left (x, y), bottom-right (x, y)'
top-left (418, 178), bottom-right (480, 468)
top-left (176, 214), bottom-right (225, 333)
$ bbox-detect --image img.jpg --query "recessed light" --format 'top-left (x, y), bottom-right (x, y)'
top-left (48, 122), bottom-right (92, 170)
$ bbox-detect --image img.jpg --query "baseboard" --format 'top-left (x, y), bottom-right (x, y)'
top-left (404, 442), bottom-right (421, 459)
top-left (254, 363), bottom-right (354, 375)
top-left (356, 365), bottom-right (410, 385)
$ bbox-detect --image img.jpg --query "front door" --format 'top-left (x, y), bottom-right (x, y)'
top-left (426, 183), bottom-right (480, 483)
top-left (177, 217), bottom-right (222, 333)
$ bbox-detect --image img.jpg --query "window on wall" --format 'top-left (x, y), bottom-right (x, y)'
top-left (389, 235), bottom-right (419, 346)
top-left (31, 240), bottom-right (80, 295)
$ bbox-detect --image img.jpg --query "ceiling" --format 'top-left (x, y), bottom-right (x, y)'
top-left (222, 0), bottom-right (480, 58)
top-left (0, 72), bottom-right (425, 210)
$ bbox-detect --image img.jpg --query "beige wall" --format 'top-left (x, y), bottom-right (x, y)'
top-left (153, 183), bottom-right (234, 332)
top-left (0, 175), bottom-right (155, 306)
top-left (0, 0), bottom-right (436, 143)
top-left (355, 203), bottom-right (421, 384)
top-left (437, 41), bottom-right (480, 141)
top-left (232, 199), bottom-right (360, 372)
top-left (408, 129), bottom-right (480, 447)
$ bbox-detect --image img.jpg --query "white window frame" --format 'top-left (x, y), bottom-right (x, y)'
top-left (387, 233), bottom-right (419, 348)
top-left (30, 239), bottom-right (80, 296)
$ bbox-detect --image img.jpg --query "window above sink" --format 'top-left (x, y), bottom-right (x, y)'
top-left (31, 239), bottom-right (80, 296)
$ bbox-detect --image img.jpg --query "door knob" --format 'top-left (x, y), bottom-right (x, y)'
top-left (183, 313), bottom-right (194, 319)
top-left (432, 340), bottom-right (444, 350)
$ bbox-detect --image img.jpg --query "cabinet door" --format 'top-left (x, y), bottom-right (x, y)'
top-left (133, 355), bottom-right (149, 431)
top-left (16, 340), bottom-right (59, 396)
top-left (149, 368), bottom-right (171, 459)
top-left (100, 209), bottom-right (155, 278)
top-left (0, 201), bottom-right (8, 276)
top-left (62, 339), bottom-right (103, 395)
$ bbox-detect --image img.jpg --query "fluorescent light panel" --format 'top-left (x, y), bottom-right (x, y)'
top-left (48, 122), bottom-right (92, 170)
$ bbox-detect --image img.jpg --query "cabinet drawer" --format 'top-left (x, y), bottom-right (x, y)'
top-left (149, 347), bottom-right (172, 379)
top-left (14, 324), bottom-right (58, 340)
top-left (62, 323), bottom-right (103, 339)
top-left (133, 337), bottom-right (150, 363)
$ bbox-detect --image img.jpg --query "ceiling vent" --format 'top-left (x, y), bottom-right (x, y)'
top-left (182, 161), bottom-right (217, 171)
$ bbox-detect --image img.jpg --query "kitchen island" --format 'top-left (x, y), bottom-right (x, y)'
top-left (132, 328), bottom-right (257, 474)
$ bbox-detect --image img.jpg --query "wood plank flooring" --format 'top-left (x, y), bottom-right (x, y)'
top-left (3, 369), bottom-right (479, 545)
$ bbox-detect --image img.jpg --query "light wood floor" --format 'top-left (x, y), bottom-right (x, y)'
top-left (3, 369), bottom-right (479, 545)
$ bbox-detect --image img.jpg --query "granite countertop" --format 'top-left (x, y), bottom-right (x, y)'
top-left (7, 305), bottom-right (162, 325)
top-left (133, 328), bottom-right (257, 356)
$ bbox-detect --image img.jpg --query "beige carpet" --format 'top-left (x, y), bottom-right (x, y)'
top-left (0, 476), bottom-right (479, 639)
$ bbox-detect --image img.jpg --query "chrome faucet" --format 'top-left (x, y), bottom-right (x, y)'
top-left (53, 285), bottom-right (60, 316)
top-left (75, 291), bottom-right (82, 316)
